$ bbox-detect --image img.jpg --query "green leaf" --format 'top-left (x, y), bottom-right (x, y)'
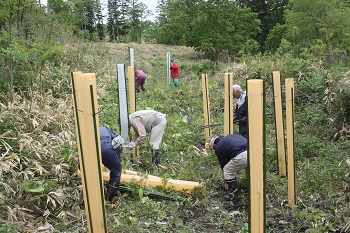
top-left (174, 217), bottom-right (183, 227)
top-left (23, 180), bottom-right (45, 193)
top-left (138, 188), bottom-right (144, 199)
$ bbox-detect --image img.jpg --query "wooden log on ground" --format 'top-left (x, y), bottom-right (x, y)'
top-left (76, 169), bottom-right (203, 194)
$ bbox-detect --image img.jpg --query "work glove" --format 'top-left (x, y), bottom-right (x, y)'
top-left (128, 141), bottom-right (136, 148)
top-left (111, 135), bottom-right (125, 149)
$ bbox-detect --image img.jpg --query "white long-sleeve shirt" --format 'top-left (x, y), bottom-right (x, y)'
top-left (129, 110), bottom-right (166, 146)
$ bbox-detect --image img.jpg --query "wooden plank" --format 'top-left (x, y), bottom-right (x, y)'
top-left (127, 66), bottom-right (139, 161)
top-left (76, 170), bottom-right (202, 194)
top-left (286, 78), bottom-right (296, 207)
top-left (273, 71), bottom-right (286, 177)
top-left (224, 73), bottom-right (234, 136)
top-left (71, 71), bottom-right (83, 162)
top-left (202, 73), bottom-right (211, 148)
top-left (247, 79), bottom-right (266, 233)
top-left (73, 73), bottom-right (107, 233)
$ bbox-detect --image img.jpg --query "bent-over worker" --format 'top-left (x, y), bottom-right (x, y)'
top-left (100, 127), bottom-right (122, 201)
top-left (128, 110), bottom-right (166, 165)
top-left (210, 134), bottom-right (248, 201)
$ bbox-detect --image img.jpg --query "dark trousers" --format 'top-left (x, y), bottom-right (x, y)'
top-left (101, 147), bottom-right (122, 185)
top-left (136, 77), bottom-right (146, 91)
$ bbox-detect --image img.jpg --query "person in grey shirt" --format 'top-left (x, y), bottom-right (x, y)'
top-left (128, 110), bottom-right (166, 165)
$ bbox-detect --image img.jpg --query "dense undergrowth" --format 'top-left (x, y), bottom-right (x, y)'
top-left (0, 42), bottom-right (349, 232)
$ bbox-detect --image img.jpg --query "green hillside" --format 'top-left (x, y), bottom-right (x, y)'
top-left (0, 42), bottom-right (349, 232)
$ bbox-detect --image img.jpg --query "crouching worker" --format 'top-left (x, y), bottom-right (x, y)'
top-left (135, 70), bottom-right (147, 92)
top-left (210, 134), bottom-right (247, 201)
top-left (100, 127), bottom-right (122, 201)
top-left (128, 110), bottom-right (166, 166)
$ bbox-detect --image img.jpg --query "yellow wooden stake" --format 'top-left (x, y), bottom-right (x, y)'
top-left (71, 71), bottom-right (83, 160)
top-left (72, 73), bottom-right (107, 233)
top-left (286, 78), bottom-right (296, 207)
top-left (224, 73), bottom-right (234, 136)
top-left (127, 66), bottom-right (136, 114)
top-left (273, 71), bottom-right (287, 177)
top-left (202, 74), bottom-right (211, 148)
top-left (127, 66), bottom-right (139, 161)
top-left (247, 79), bottom-right (266, 233)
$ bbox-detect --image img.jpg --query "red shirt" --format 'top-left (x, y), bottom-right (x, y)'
top-left (170, 63), bottom-right (179, 78)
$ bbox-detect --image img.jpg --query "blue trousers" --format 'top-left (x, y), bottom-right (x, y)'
top-left (101, 145), bottom-right (122, 185)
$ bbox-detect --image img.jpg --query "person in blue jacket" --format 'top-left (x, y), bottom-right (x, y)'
top-left (100, 127), bottom-right (122, 201)
top-left (232, 84), bottom-right (247, 137)
top-left (210, 134), bottom-right (248, 201)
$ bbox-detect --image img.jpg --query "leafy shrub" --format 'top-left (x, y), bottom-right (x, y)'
top-left (265, 23), bottom-right (288, 53)
top-left (190, 60), bottom-right (216, 75)
top-left (331, 74), bottom-right (350, 124)
top-left (295, 134), bottom-right (328, 159)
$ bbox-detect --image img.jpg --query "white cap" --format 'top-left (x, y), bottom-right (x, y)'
top-left (209, 136), bottom-right (219, 147)
top-left (232, 84), bottom-right (242, 92)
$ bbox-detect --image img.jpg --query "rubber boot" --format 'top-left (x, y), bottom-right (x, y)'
top-left (106, 183), bottom-right (118, 201)
top-left (224, 178), bottom-right (238, 201)
top-left (152, 150), bottom-right (161, 166)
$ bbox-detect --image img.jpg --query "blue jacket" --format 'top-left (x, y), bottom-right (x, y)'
top-left (214, 134), bottom-right (247, 169)
top-left (100, 127), bottom-right (121, 185)
top-left (235, 96), bottom-right (247, 136)
top-left (100, 127), bottom-right (117, 152)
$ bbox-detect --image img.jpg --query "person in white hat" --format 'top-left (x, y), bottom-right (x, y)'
top-left (210, 134), bottom-right (247, 201)
top-left (232, 84), bottom-right (247, 137)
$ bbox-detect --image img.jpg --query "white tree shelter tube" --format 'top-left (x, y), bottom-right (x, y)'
top-left (167, 52), bottom-right (171, 83)
top-left (117, 64), bottom-right (129, 150)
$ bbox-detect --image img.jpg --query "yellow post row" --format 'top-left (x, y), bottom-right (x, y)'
top-left (272, 71), bottom-right (286, 177)
top-left (224, 73), bottom-right (234, 136)
top-left (202, 74), bottom-right (211, 148)
top-left (247, 79), bottom-right (266, 233)
top-left (285, 78), bottom-right (296, 207)
top-left (72, 73), bottom-right (107, 233)
top-left (127, 66), bottom-right (139, 162)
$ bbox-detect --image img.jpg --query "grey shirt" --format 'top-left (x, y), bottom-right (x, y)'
top-left (129, 110), bottom-right (166, 146)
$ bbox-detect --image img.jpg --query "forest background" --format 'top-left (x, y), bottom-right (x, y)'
top-left (0, 0), bottom-right (350, 232)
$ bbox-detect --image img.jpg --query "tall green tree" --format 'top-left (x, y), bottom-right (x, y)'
top-left (107, 0), bottom-right (131, 42)
top-left (47, 0), bottom-right (77, 30)
top-left (70, 0), bottom-right (102, 41)
top-left (238, 0), bottom-right (289, 52)
top-left (0, 0), bottom-right (65, 100)
top-left (155, 0), bottom-right (189, 45)
top-left (186, 0), bottom-right (260, 63)
top-left (95, 0), bottom-right (106, 40)
top-left (285, 0), bottom-right (350, 66)
top-left (128, 1), bottom-right (150, 42)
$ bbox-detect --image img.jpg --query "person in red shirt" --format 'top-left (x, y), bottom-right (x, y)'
top-left (170, 59), bottom-right (179, 87)
top-left (135, 70), bottom-right (147, 92)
